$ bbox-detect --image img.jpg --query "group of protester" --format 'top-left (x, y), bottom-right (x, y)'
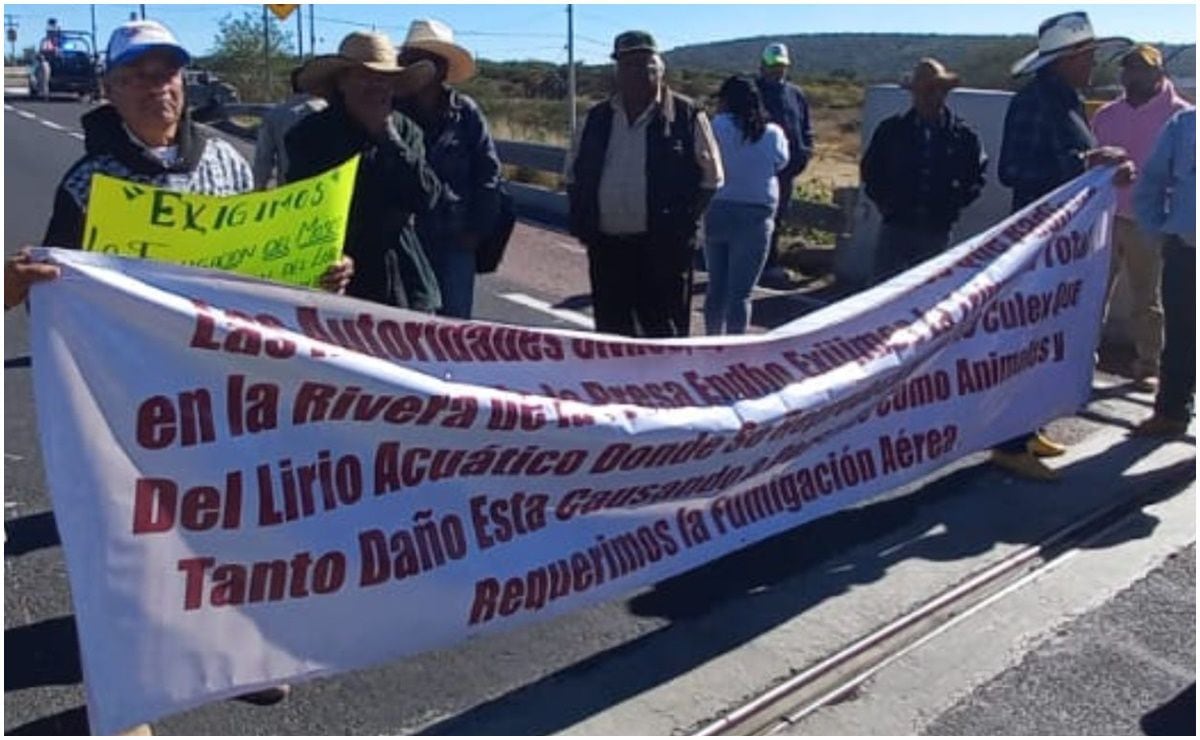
top-left (4, 12), bottom-right (1193, 463)
top-left (565, 31), bottom-right (812, 338)
top-left (856, 11), bottom-right (1194, 480)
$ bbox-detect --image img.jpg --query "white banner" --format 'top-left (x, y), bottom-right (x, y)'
top-left (30, 170), bottom-right (1115, 733)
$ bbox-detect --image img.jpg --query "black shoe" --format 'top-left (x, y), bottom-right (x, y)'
top-left (234, 685), bottom-right (291, 706)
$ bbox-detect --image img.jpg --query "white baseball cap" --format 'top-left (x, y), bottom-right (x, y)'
top-left (106, 20), bottom-right (190, 71)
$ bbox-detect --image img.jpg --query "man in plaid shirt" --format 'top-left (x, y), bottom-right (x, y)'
top-left (994, 11), bottom-right (1134, 481)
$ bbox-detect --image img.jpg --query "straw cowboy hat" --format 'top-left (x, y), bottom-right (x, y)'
top-left (297, 30), bottom-right (436, 98)
top-left (1011, 11), bottom-right (1132, 77)
top-left (399, 19), bottom-right (476, 84)
top-left (902, 57), bottom-right (960, 90)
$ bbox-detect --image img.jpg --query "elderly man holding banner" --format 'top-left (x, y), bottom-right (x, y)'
top-left (5, 19), bottom-right (353, 311)
top-left (4, 17), bottom-right (361, 729)
top-left (994, 11), bottom-right (1135, 481)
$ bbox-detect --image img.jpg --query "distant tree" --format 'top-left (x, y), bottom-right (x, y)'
top-left (206, 11), bottom-right (295, 102)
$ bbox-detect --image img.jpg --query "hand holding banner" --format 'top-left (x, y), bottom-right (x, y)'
top-left (82, 156), bottom-right (359, 287)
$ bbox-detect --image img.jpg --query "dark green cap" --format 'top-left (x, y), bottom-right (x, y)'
top-left (612, 30), bottom-right (658, 59)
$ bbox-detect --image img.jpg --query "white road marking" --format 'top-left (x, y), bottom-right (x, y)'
top-left (4, 453), bottom-right (23, 462)
top-left (4, 86), bottom-right (28, 96)
top-left (69, 131), bottom-right (85, 140)
top-left (498, 292), bottom-right (594, 329)
top-left (40, 120), bottom-right (65, 131)
top-left (16, 109), bottom-right (36, 119)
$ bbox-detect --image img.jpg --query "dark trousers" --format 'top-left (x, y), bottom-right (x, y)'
top-left (1156, 236), bottom-right (1195, 421)
top-left (587, 233), bottom-right (694, 338)
top-left (873, 221), bottom-right (951, 284)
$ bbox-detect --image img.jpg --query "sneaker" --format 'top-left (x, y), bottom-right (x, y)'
top-left (1131, 376), bottom-right (1159, 393)
top-left (1027, 432), bottom-right (1067, 458)
top-left (234, 685), bottom-right (291, 706)
top-left (992, 450), bottom-right (1061, 481)
top-left (1130, 414), bottom-right (1189, 437)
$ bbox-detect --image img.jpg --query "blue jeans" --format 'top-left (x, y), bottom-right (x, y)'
top-left (428, 244), bottom-right (476, 319)
top-left (704, 201), bottom-right (775, 334)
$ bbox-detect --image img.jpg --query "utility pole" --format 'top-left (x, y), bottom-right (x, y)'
top-left (90, 5), bottom-right (97, 66)
top-left (296, 7), bottom-right (303, 59)
top-left (263, 5), bottom-right (271, 98)
top-left (566, 4), bottom-right (576, 141)
top-left (4, 14), bottom-right (17, 65)
top-left (309, 4), bottom-right (315, 58)
top-left (139, 4), bottom-right (145, 20)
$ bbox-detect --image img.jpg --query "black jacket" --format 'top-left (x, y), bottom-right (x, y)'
top-left (43, 105), bottom-right (253, 248)
top-left (286, 103), bottom-right (442, 312)
top-left (568, 90), bottom-right (708, 251)
top-left (861, 107), bottom-right (987, 232)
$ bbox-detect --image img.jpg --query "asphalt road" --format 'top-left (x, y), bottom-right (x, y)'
top-left (4, 95), bottom-right (1194, 735)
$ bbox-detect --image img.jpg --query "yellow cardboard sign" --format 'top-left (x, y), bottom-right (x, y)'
top-left (82, 156), bottom-right (360, 287)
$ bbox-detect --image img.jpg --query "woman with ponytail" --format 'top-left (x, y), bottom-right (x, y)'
top-left (704, 75), bottom-right (788, 334)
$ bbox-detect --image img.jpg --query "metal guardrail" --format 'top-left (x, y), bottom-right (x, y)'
top-left (209, 102), bottom-right (854, 236)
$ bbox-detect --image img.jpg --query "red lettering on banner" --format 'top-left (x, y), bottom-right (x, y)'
top-left (135, 389), bottom-right (215, 449)
top-left (470, 493), bottom-right (549, 550)
top-left (579, 379), bottom-right (696, 409)
top-left (466, 519), bottom-right (679, 626)
top-left (291, 382), bottom-right (478, 429)
top-left (877, 425), bottom-right (958, 475)
top-left (132, 474), bottom-right (244, 534)
top-left (256, 451), bottom-right (365, 527)
top-left (294, 307), bottom-right (568, 363)
top-left (357, 512), bottom-right (469, 586)
top-left (187, 299), bottom-right (296, 359)
top-left (177, 550), bottom-right (347, 610)
top-left (955, 332), bottom-right (1065, 396)
top-left (226, 374), bottom-right (280, 438)
top-left (591, 432), bottom-right (724, 474)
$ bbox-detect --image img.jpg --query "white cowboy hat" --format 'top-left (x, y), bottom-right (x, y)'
top-left (399, 19), bottom-right (476, 84)
top-left (1011, 11), bottom-right (1132, 77)
top-left (297, 30), bottom-right (436, 98)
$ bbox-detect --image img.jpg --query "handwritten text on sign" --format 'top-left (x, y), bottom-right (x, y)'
top-left (82, 156), bottom-right (359, 287)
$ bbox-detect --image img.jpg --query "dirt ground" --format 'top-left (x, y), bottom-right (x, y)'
top-left (797, 106), bottom-right (861, 192)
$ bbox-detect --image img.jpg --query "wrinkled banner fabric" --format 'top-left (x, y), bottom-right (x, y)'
top-left (30, 170), bottom-right (1114, 732)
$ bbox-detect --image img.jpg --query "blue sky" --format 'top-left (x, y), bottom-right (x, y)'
top-left (5, 3), bottom-right (1196, 65)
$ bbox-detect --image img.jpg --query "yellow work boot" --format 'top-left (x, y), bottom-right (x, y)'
top-left (992, 450), bottom-right (1060, 482)
top-left (1027, 431), bottom-right (1067, 458)
top-left (1130, 414), bottom-right (1189, 438)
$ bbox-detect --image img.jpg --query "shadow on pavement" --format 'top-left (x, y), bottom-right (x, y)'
top-left (4, 511), bottom-right (61, 557)
top-left (1141, 682), bottom-right (1196, 736)
top-left (4, 615), bottom-right (82, 692)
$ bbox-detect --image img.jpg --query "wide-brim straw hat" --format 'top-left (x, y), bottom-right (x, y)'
top-left (400, 19), bottom-right (476, 84)
top-left (1011, 11), bottom-right (1132, 77)
top-left (902, 57), bottom-right (960, 90)
top-left (297, 30), bottom-right (436, 98)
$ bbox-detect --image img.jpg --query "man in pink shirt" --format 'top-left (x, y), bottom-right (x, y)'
top-left (1091, 44), bottom-right (1192, 391)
